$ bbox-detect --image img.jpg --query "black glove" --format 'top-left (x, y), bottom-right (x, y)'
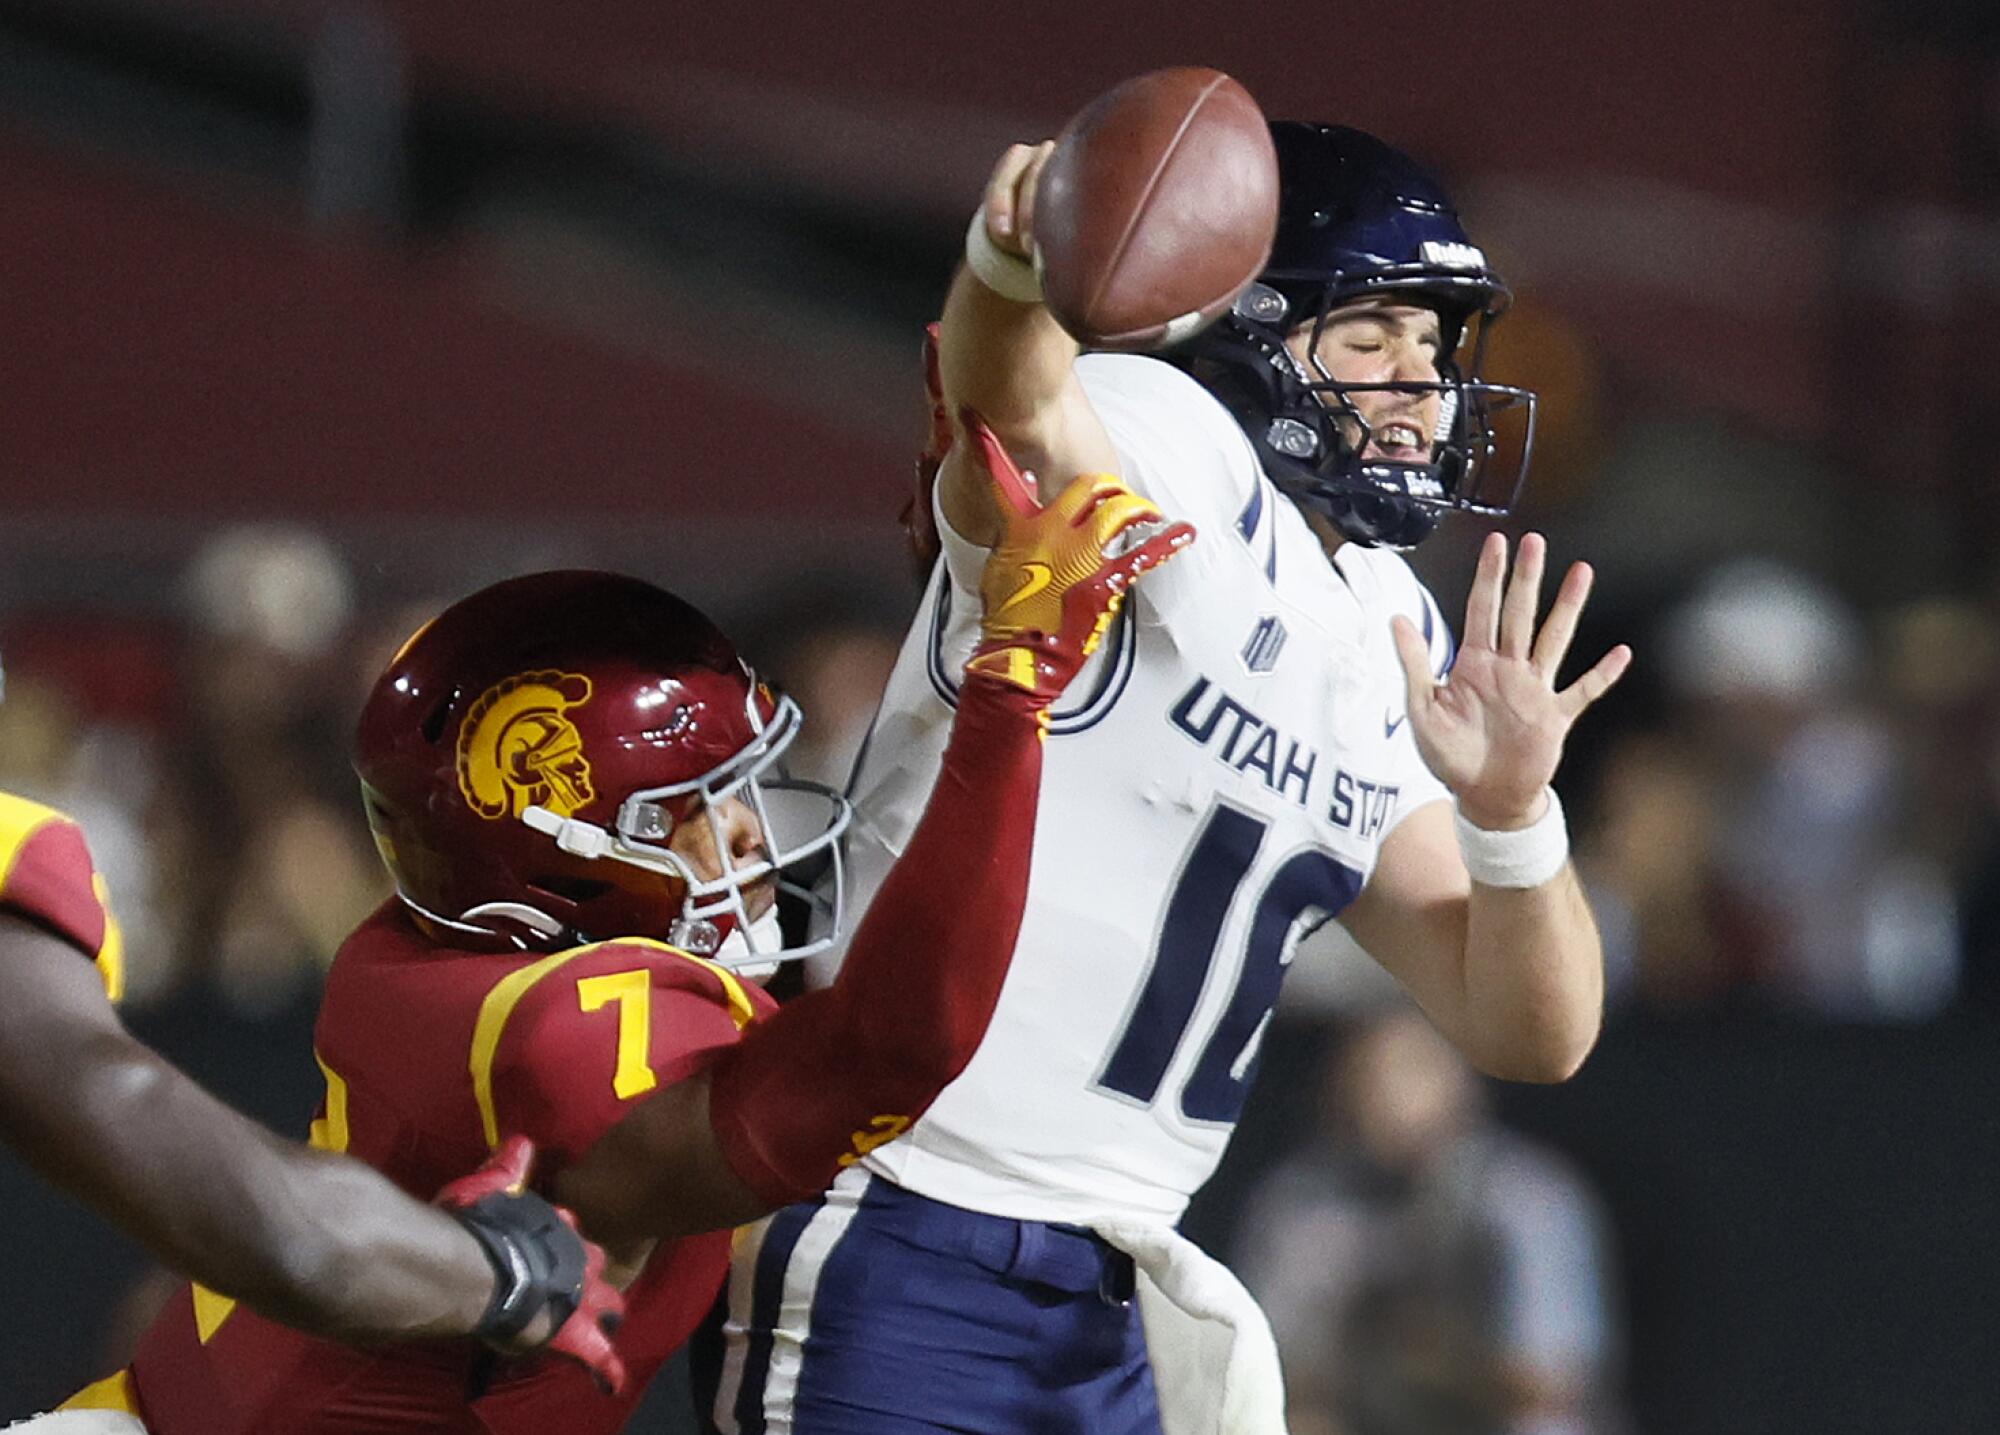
top-left (438, 1135), bottom-right (627, 1394)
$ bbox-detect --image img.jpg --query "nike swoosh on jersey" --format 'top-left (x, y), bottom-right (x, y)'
top-left (1384, 711), bottom-right (1407, 738)
top-left (998, 561), bottom-right (1052, 612)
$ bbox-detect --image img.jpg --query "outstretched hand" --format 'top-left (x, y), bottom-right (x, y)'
top-left (963, 409), bottom-right (1194, 708)
top-left (1391, 532), bottom-right (1631, 831)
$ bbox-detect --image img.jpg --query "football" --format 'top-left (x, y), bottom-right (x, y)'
top-left (1033, 67), bottom-right (1279, 351)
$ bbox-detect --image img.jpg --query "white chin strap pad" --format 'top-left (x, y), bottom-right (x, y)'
top-left (521, 805), bottom-right (616, 860)
top-left (712, 906), bottom-right (786, 978)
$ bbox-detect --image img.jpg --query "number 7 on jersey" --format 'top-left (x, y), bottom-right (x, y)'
top-left (577, 969), bottom-right (660, 1101)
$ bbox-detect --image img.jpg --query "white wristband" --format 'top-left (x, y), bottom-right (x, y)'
top-left (1454, 786), bottom-right (1570, 889)
top-left (964, 210), bottom-right (1043, 304)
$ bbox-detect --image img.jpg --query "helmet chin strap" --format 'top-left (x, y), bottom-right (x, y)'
top-left (521, 805), bottom-right (617, 859)
top-left (710, 906), bottom-right (786, 978)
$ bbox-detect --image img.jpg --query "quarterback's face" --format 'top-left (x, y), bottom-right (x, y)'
top-left (1286, 299), bottom-right (1445, 463)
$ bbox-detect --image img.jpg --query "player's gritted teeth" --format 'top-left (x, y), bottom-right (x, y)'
top-left (1364, 419), bottom-right (1433, 462)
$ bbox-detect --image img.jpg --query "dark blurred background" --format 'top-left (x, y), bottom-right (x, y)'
top-left (2, 1), bottom-right (1998, 1432)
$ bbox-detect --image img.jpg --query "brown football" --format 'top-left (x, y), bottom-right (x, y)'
top-left (1033, 68), bottom-right (1279, 351)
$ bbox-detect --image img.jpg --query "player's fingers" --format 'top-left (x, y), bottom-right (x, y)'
top-left (1103, 519), bottom-right (1197, 588)
top-left (1015, 140), bottom-right (1057, 255)
top-left (1080, 487), bottom-right (1164, 545)
top-left (1531, 561), bottom-right (1594, 681)
top-left (1498, 532), bottom-right (1545, 661)
top-left (1463, 531), bottom-right (1506, 651)
top-left (960, 408), bottom-right (1041, 519)
top-left (491, 1134), bottom-right (535, 1194)
top-left (983, 142), bottom-right (1041, 243)
top-left (1557, 643), bottom-right (1634, 721)
top-left (562, 1321), bottom-right (627, 1396)
top-left (1055, 470), bottom-right (1136, 521)
top-left (1389, 614), bottom-right (1436, 711)
top-left (1039, 472), bottom-right (1120, 534)
top-left (600, 1347), bottom-right (628, 1397)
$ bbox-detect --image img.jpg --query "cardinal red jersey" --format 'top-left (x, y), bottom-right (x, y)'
top-left (125, 902), bottom-right (777, 1434)
top-left (0, 791), bottom-right (123, 1000)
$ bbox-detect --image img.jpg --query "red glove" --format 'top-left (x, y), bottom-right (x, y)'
top-left (900, 324), bottom-right (952, 578)
top-left (960, 407), bottom-right (1195, 709)
top-left (436, 1136), bottom-right (628, 1395)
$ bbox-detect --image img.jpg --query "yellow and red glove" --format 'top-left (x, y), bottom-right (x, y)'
top-left (961, 409), bottom-right (1195, 710)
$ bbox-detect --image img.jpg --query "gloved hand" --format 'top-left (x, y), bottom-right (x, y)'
top-left (962, 408), bottom-right (1194, 708)
top-left (436, 1135), bottom-right (628, 1395)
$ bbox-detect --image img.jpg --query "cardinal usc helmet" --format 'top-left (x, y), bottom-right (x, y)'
top-left (1177, 122), bottom-right (1537, 550)
top-left (354, 570), bottom-right (849, 970)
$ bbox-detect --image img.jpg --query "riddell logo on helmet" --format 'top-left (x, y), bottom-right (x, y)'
top-left (456, 671), bottom-right (597, 820)
top-left (1420, 240), bottom-right (1486, 270)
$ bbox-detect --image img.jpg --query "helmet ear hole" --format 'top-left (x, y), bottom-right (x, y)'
top-left (526, 875), bottom-right (612, 907)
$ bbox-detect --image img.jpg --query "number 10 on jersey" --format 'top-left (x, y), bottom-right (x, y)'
top-left (1096, 805), bottom-right (1361, 1125)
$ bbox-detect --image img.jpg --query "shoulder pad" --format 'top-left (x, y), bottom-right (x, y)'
top-left (468, 938), bottom-right (771, 1152)
top-left (0, 792), bottom-right (122, 999)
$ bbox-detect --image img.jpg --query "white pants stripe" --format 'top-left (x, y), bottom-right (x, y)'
top-left (713, 1166), bottom-right (871, 1435)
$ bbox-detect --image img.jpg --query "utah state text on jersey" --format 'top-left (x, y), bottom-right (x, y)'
top-left (1168, 676), bottom-right (1401, 839)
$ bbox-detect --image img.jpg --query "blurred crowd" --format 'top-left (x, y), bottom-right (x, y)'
top-left (1234, 1011), bottom-right (1627, 1435)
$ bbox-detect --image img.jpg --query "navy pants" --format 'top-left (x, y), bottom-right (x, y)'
top-left (707, 1169), bottom-right (1164, 1434)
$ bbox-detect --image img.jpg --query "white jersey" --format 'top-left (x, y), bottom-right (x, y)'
top-left (829, 354), bottom-right (1457, 1225)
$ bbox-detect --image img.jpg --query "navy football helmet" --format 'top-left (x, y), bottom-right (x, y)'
top-left (1176, 123), bottom-right (1536, 549)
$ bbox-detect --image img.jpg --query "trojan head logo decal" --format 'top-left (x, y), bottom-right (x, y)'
top-left (456, 671), bottom-right (597, 820)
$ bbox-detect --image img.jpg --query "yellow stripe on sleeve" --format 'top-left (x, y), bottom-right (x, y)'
top-left (191, 1282), bottom-right (238, 1343)
top-left (92, 871), bottom-right (124, 1002)
top-left (468, 949), bottom-right (592, 1150)
top-left (650, 941), bottom-right (759, 1033)
top-left (308, 1051), bottom-right (351, 1154)
top-left (58, 1368), bottom-right (139, 1413)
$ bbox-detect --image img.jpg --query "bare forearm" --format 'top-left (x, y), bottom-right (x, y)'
top-left (0, 934), bottom-right (495, 1346)
top-left (20, 1033), bottom-right (492, 1341)
top-left (1348, 800), bottom-right (1603, 1083)
top-left (1458, 864), bottom-right (1604, 1081)
top-left (208, 1127), bottom-right (495, 1342)
top-left (936, 268), bottom-right (1113, 540)
top-left (939, 265), bottom-right (1079, 435)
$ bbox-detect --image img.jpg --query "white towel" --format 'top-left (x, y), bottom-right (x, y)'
top-left (1091, 1221), bottom-right (1289, 1435)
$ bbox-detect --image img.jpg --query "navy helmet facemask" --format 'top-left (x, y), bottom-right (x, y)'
top-left (1174, 123), bottom-right (1537, 550)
